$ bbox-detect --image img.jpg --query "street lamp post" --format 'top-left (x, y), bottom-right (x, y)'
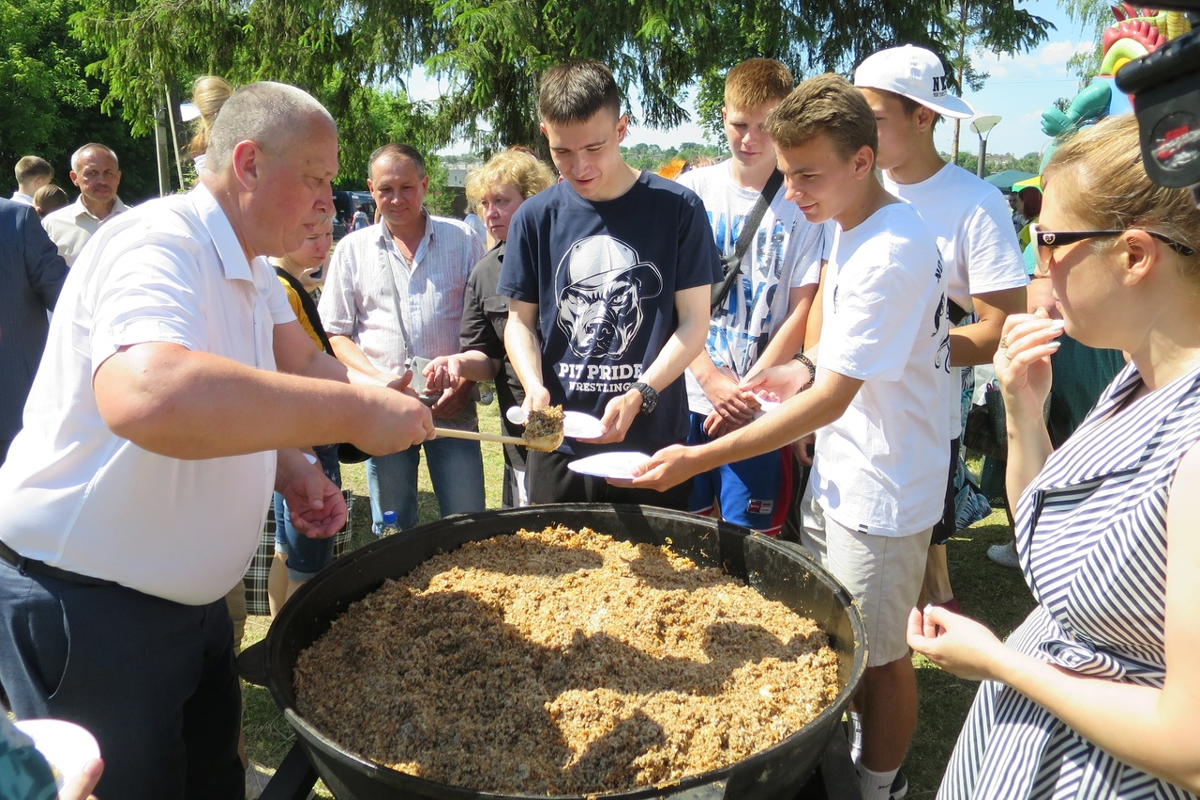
top-left (970, 115), bottom-right (1002, 180)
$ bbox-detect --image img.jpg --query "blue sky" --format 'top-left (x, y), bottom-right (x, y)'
top-left (929, 0), bottom-right (1096, 158)
top-left (415, 0), bottom-right (1098, 160)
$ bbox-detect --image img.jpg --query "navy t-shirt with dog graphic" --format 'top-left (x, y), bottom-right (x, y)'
top-left (498, 171), bottom-right (722, 456)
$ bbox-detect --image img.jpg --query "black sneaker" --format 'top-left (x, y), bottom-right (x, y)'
top-left (890, 770), bottom-right (908, 800)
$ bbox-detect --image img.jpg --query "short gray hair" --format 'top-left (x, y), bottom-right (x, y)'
top-left (204, 82), bottom-right (335, 173)
top-left (70, 143), bottom-right (119, 173)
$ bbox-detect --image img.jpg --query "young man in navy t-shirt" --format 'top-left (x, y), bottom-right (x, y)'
top-left (498, 60), bottom-right (721, 508)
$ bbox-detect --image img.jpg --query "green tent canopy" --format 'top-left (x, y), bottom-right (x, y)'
top-left (983, 169), bottom-right (1037, 192)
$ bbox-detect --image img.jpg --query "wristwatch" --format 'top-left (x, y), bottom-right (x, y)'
top-left (629, 381), bottom-right (658, 415)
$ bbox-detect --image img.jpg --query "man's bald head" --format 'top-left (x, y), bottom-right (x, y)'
top-left (200, 82), bottom-right (339, 262)
top-left (204, 82), bottom-right (335, 174)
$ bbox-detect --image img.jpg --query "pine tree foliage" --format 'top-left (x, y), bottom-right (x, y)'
top-left (67, 0), bottom-right (1054, 157)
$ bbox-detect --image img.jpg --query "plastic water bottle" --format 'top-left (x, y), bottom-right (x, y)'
top-left (380, 510), bottom-right (400, 538)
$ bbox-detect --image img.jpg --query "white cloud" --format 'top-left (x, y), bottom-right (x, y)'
top-left (1010, 40), bottom-right (1092, 80)
top-left (1038, 39), bottom-right (1093, 68)
top-left (971, 39), bottom-right (1093, 88)
top-left (973, 48), bottom-right (1013, 79)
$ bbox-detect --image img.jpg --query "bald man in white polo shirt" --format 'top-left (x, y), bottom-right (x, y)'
top-left (0, 82), bottom-right (434, 797)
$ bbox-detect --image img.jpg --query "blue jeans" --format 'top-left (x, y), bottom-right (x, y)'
top-left (367, 436), bottom-right (486, 533)
top-left (274, 444), bottom-right (342, 580)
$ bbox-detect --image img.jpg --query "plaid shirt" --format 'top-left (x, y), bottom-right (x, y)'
top-left (241, 490), bottom-right (355, 616)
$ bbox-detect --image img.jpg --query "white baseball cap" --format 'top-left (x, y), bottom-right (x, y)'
top-left (854, 45), bottom-right (976, 120)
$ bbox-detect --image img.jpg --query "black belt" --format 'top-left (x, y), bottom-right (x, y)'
top-left (0, 539), bottom-right (118, 587)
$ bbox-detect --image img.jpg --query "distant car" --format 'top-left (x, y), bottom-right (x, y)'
top-left (332, 190), bottom-right (368, 240)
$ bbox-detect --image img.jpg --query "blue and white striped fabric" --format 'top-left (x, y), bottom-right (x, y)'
top-left (939, 362), bottom-right (1200, 800)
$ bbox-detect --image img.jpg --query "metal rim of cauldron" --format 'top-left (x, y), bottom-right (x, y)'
top-left (264, 503), bottom-right (867, 800)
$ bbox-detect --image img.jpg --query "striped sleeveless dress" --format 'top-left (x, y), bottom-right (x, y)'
top-left (939, 363), bottom-right (1200, 800)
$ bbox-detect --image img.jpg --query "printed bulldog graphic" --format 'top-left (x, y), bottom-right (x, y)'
top-left (556, 235), bottom-right (663, 359)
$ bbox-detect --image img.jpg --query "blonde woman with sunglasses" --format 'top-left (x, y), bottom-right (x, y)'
top-left (909, 112), bottom-right (1200, 799)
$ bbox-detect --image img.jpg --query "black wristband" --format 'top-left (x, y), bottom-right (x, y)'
top-left (791, 352), bottom-right (816, 391)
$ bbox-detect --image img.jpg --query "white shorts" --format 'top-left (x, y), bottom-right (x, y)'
top-left (800, 486), bottom-right (929, 667)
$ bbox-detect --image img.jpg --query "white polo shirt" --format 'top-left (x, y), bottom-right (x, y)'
top-left (41, 195), bottom-right (130, 266)
top-left (0, 184), bottom-right (295, 605)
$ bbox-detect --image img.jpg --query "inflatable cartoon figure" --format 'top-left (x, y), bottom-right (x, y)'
top-left (1041, 5), bottom-right (1191, 140)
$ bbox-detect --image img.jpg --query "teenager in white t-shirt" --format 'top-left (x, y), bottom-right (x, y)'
top-left (621, 74), bottom-right (951, 800)
top-left (677, 58), bottom-right (824, 535)
top-left (854, 45), bottom-right (1028, 612)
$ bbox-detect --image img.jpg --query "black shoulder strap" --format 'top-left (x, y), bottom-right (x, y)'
top-left (275, 267), bottom-right (334, 356)
top-left (710, 169), bottom-right (786, 312)
top-left (733, 168), bottom-right (784, 260)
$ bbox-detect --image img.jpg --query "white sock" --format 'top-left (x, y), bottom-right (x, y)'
top-left (857, 764), bottom-right (899, 800)
top-left (847, 710), bottom-right (863, 764)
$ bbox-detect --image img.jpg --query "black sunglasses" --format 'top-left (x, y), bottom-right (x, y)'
top-left (1030, 226), bottom-right (1195, 257)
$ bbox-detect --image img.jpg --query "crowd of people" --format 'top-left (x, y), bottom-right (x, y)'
top-left (0, 43), bottom-right (1197, 800)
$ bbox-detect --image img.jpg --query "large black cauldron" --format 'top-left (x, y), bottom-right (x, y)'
top-left (264, 504), bottom-right (866, 800)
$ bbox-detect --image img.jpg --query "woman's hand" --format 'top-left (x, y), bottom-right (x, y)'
top-left (995, 308), bottom-right (1063, 421)
top-left (906, 605), bottom-right (1014, 683)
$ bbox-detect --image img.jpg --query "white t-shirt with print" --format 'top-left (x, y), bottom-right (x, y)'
top-left (884, 164), bottom-right (1027, 434)
top-left (883, 163), bottom-right (1026, 310)
top-left (811, 202), bottom-right (952, 537)
top-left (678, 160), bottom-right (824, 416)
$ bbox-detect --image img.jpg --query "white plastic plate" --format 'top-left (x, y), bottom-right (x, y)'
top-left (506, 407), bottom-right (606, 439)
top-left (567, 451), bottom-right (652, 480)
top-left (14, 719), bottom-right (100, 789)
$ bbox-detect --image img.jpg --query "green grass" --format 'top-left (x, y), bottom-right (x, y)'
top-left (241, 413), bottom-right (1036, 798)
top-left (906, 511), bottom-right (1033, 796)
